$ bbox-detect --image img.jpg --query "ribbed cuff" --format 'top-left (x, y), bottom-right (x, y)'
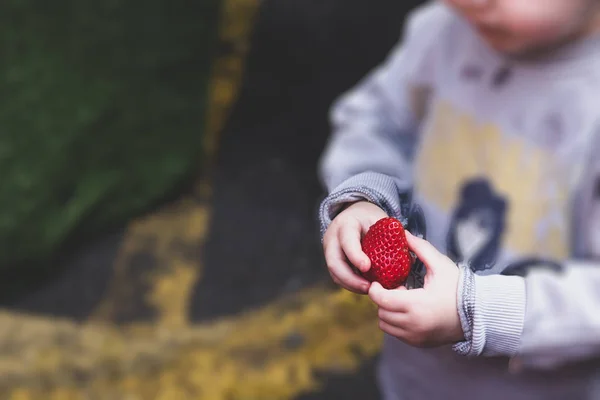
top-left (455, 264), bottom-right (475, 349)
top-left (454, 269), bottom-right (526, 357)
top-left (318, 172), bottom-right (405, 239)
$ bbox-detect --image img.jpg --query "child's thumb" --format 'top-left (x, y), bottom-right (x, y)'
top-left (405, 231), bottom-right (445, 275)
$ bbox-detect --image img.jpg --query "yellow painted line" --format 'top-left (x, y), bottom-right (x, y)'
top-left (90, 198), bottom-right (211, 328)
top-left (2, 288), bottom-right (381, 399)
top-left (90, 0), bottom-right (260, 328)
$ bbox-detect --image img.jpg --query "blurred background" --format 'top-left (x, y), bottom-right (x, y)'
top-left (0, 0), bottom-right (423, 398)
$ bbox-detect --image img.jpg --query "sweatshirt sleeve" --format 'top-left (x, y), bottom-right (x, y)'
top-left (454, 132), bottom-right (600, 371)
top-left (318, 2), bottom-right (450, 237)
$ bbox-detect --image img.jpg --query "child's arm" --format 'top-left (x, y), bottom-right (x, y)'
top-left (454, 141), bottom-right (600, 370)
top-left (455, 259), bottom-right (600, 371)
top-left (318, 3), bottom-right (448, 235)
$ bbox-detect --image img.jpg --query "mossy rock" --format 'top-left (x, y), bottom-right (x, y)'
top-left (0, 0), bottom-right (221, 271)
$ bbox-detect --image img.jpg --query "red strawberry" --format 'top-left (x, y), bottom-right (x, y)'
top-left (361, 217), bottom-right (413, 289)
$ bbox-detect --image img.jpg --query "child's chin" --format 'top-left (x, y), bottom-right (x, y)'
top-left (487, 41), bottom-right (535, 57)
top-left (483, 37), bottom-right (523, 55)
top-left (477, 32), bottom-right (529, 55)
top-left (485, 36), bottom-right (566, 59)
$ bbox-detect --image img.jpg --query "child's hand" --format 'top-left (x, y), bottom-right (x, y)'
top-left (368, 232), bottom-right (465, 347)
top-left (323, 201), bottom-right (387, 294)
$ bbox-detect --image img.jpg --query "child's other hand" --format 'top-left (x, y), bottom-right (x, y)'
top-left (323, 201), bottom-right (387, 294)
top-left (368, 232), bottom-right (464, 347)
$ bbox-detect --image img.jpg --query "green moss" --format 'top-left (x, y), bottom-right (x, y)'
top-left (0, 0), bottom-right (221, 270)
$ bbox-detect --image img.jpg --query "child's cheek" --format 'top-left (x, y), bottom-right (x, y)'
top-left (504, 4), bottom-right (583, 44)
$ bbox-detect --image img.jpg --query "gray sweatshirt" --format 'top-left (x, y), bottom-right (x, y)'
top-left (318, 2), bottom-right (600, 399)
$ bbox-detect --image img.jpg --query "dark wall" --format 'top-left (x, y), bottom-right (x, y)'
top-left (191, 0), bottom-right (425, 320)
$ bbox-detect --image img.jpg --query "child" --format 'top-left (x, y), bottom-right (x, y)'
top-left (318, 0), bottom-right (600, 399)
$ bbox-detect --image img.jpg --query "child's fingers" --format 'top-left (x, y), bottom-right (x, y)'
top-left (325, 241), bottom-right (370, 294)
top-left (330, 267), bottom-right (370, 294)
top-left (378, 319), bottom-right (407, 340)
top-left (405, 231), bottom-right (446, 274)
top-left (339, 224), bottom-right (370, 272)
top-left (328, 271), bottom-right (367, 295)
top-left (378, 308), bottom-right (411, 328)
top-left (368, 282), bottom-right (410, 312)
